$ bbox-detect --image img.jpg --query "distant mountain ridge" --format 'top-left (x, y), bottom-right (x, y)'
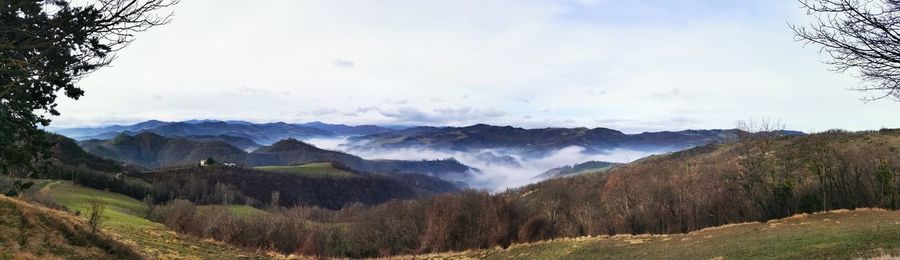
top-left (55, 120), bottom-right (804, 159)
top-left (53, 119), bottom-right (392, 144)
top-left (346, 124), bottom-right (751, 155)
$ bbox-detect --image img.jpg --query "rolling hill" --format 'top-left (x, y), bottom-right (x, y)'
top-left (536, 160), bottom-right (620, 179)
top-left (507, 129), bottom-right (900, 240)
top-left (78, 133), bottom-right (475, 180)
top-left (78, 133), bottom-right (249, 169)
top-left (37, 134), bottom-right (462, 209)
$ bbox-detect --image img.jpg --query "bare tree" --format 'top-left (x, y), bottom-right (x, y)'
top-left (86, 195), bottom-right (107, 236)
top-left (142, 194), bottom-right (156, 218)
top-left (270, 190), bottom-right (281, 210)
top-left (731, 119), bottom-right (791, 219)
top-left (792, 0), bottom-right (900, 100)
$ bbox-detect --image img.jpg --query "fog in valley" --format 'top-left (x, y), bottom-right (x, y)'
top-left (306, 137), bottom-right (663, 190)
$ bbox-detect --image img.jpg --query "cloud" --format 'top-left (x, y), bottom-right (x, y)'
top-left (314, 141), bottom-right (663, 190)
top-left (236, 86), bottom-right (272, 95)
top-left (384, 99), bottom-right (408, 105)
top-left (587, 90), bottom-right (607, 96)
top-left (595, 116), bottom-right (703, 133)
top-left (379, 107), bottom-right (507, 125)
top-left (342, 107), bottom-right (379, 117)
top-left (379, 107), bottom-right (432, 122)
top-left (333, 59), bottom-right (355, 68)
top-left (299, 108), bottom-right (339, 116)
top-left (652, 88), bottom-right (683, 99)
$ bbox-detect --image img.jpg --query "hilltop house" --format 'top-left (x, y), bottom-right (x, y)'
top-left (199, 158), bottom-right (215, 166)
top-left (200, 158), bottom-right (238, 167)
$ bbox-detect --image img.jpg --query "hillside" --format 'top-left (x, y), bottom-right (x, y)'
top-left (255, 162), bottom-right (357, 178)
top-left (536, 160), bottom-right (620, 179)
top-left (79, 134), bottom-right (475, 180)
top-left (79, 133), bottom-right (248, 168)
top-left (34, 133), bottom-right (461, 210)
top-left (347, 124), bottom-right (745, 156)
top-left (26, 181), bottom-right (268, 259)
top-left (0, 195), bottom-right (142, 259)
top-left (421, 209), bottom-right (900, 259)
top-left (250, 139), bottom-right (474, 180)
top-left (509, 129), bottom-right (900, 238)
top-left (182, 134), bottom-right (262, 151)
top-left (49, 134), bottom-right (123, 172)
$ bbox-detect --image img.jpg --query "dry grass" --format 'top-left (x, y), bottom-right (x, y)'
top-left (0, 195), bottom-right (143, 259)
top-left (31, 181), bottom-right (271, 260)
top-left (407, 209), bottom-right (900, 260)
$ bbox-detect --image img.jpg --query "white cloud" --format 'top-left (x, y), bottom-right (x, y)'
top-left (333, 59), bottom-right (355, 68)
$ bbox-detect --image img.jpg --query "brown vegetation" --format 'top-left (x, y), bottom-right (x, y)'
top-left (0, 195), bottom-right (143, 259)
top-left (139, 129), bottom-right (900, 257)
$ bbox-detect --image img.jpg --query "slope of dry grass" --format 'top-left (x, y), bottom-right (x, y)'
top-left (30, 181), bottom-right (271, 259)
top-left (0, 195), bottom-right (143, 260)
top-left (414, 209), bottom-right (900, 260)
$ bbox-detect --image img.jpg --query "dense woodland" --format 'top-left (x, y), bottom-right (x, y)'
top-left (139, 167), bottom-right (458, 209)
top-left (134, 129), bottom-right (900, 257)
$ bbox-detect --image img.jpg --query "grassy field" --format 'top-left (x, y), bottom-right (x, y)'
top-left (33, 181), bottom-right (269, 259)
top-left (418, 209), bottom-right (900, 260)
top-left (254, 162), bottom-right (356, 178)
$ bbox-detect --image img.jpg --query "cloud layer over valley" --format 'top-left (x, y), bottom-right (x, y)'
top-left (307, 138), bottom-right (660, 190)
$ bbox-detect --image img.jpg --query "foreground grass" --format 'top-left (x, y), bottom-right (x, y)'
top-left (254, 162), bottom-right (356, 178)
top-left (417, 209), bottom-right (900, 260)
top-left (35, 181), bottom-right (268, 259)
top-left (0, 195), bottom-right (142, 259)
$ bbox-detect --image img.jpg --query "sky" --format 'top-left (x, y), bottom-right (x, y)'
top-left (53, 0), bottom-right (900, 133)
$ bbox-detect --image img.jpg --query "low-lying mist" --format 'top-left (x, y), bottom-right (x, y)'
top-left (306, 138), bottom-right (665, 191)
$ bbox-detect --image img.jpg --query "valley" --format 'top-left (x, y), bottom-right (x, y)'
top-left (6, 122), bottom-right (900, 258)
top-left (5, 1), bottom-right (900, 259)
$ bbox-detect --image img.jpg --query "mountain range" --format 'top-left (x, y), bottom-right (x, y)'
top-left (53, 120), bottom-right (803, 157)
top-left (345, 124), bottom-right (749, 156)
top-left (52, 120), bottom-right (392, 144)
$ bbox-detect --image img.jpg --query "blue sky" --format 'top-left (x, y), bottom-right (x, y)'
top-left (54, 0), bottom-right (900, 133)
